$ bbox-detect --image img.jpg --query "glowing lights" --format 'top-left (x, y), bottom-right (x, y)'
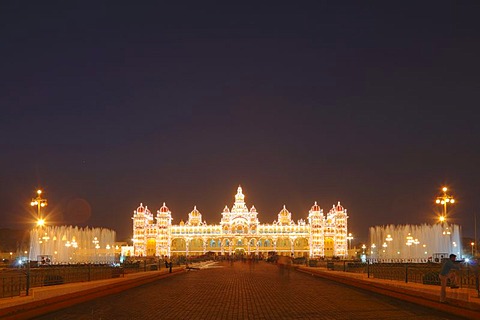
top-left (132, 186), bottom-right (350, 258)
top-left (31, 189), bottom-right (48, 225)
top-left (30, 226), bottom-right (116, 263)
top-left (405, 233), bottom-right (417, 246)
top-left (347, 233), bottom-right (353, 249)
top-left (371, 224), bottom-right (462, 262)
top-left (435, 186), bottom-right (455, 223)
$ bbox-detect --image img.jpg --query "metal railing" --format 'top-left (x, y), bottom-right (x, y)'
top-left (0, 258), bottom-right (185, 299)
top-left (307, 259), bottom-right (479, 292)
top-left (0, 264), bottom-right (126, 298)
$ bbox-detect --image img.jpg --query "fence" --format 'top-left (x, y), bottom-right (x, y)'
top-left (0, 257), bottom-right (183, 299)
top-left (0, 264), bottom-right (126, 298)
top-left (310, 260), bottom-right (479, 291)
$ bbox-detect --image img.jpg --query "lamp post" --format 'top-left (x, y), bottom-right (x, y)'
top-left (435, 187), bottom-right (455, 223)
top-left (65, 241), bottom-right (71, 263)
top-left (386, 234), bottom-right (393, 260)
top-left (31, 189), bottom-right (48, 226)
top-left (471, 242), bottom-right (475, 257)
top-left (71, 238), bottom-right (78, 263)
top-left (405, 233), bottom-right (414, 260)
top-left (347, 233), bottom-right (353, 250)
top-left (93, 237), bottom-right (99, 263)
top-left (106, 244), bottom-right (111, 263)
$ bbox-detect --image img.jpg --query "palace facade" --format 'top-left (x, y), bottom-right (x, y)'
top-left (132, 186), bottom-right (349, 258)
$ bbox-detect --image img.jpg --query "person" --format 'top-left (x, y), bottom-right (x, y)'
top-left (439, 254), bottom-right (460, 303)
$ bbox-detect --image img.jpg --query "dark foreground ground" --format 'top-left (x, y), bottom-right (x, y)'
top-left (35, 261), bottom-right (454, 320)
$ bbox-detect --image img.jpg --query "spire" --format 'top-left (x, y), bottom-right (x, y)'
top-left (235, 185), bottom-right (245, 203)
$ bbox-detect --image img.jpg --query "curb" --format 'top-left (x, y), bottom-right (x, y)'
top-left (297, 267), bottom-right (480, 320)
top-left (0, 268), bottom-right (185, 320)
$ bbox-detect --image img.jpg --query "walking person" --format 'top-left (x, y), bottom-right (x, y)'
top-left (439, 254), bottom-right (460, 303)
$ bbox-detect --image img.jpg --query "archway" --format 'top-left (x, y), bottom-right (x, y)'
top-left (324, 237), bottom-right (334, 257)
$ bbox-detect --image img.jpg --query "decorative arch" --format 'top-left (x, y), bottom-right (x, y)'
top-left (171, 238), bottom-right (186, 251)
top-left (324, 237), bottom-right (334, 257)
top-left (294, 237), bottom-right (309, 250)
top-left (146, 238), bottom-right (156, 256)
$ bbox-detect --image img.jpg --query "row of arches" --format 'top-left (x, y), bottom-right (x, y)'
top-left (145, 236), bottom-right (339, 257)
top-left (145, 236), bottom-right (313, 256)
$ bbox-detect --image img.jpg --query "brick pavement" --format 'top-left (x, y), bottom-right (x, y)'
top-left (34, 261), bottom-right (453, 320)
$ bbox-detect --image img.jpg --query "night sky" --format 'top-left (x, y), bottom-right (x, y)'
top-left (1, 3), bottom-right (479, 244)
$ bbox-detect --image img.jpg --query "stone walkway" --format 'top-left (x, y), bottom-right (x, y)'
top-left (33, 261), bottom-right (454, 320)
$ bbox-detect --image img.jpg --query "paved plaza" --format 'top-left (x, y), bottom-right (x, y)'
top-left (33, 261), bottom-right (454, 320)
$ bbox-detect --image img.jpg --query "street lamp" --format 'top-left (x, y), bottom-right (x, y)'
top-left (65, 241), bottom-right (71, 263)
top-left (435, 186), bottom-right (455, 223)
top-left (347, 233), bottom-right (353, 250)
top-left (93, 237), bottom-right (99, 263)
top-left (31, 189), bottom-right (48, 225)
top-left (471, 242), bottom-right (475, 256)
top-left (385, 234), bottom-right (393, 260)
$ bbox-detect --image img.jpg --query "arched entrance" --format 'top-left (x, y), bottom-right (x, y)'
top-left (146, 238), bottom-right (156, 256)
top-left (324, 237), bottom-right (334, 257)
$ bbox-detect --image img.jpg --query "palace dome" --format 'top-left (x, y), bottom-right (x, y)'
top-left (159, 202), bottom-right (169, 213)
top-left (136, 203), bottom-right (145, 213)
top-left (190, 206), bottom-right (201, 216)
top-left (336, 202), bottom-right (344, 212)
top-left (311, 201), bottom-right (320, 212)
top-left (278, 205), bottom-right (292, 225)
top-left (279, 206), bottom-right (289, 216)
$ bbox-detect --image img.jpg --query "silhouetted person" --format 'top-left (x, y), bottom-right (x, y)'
top-left (439, 253), bottom-right (460, 302)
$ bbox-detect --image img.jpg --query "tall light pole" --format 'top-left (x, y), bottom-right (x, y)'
top-left (93, 237), bottom-right (99, 263)
top-left (347, 233), bottom-right (353, 250)
top-left (435, 186), bottom-right (455, 223)
top-left (386, 234), bottom-right (393, 260)
top-left (31, 189), bottom-right (48, 226)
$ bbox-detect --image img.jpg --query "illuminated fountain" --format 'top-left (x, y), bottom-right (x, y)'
top-left (368, 223), bottom-right (462, 262)
top-left (368, 187), bottom-right (462, 263)
top-left (27, 189), bottom-right (116, 264)
top-left (29, 225), bottom-right (116, 264)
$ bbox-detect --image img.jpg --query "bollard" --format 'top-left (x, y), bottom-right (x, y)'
top-left (405, 264), bottom-right (408, 283)
top-left (26, 261), bottom-right (30, 296)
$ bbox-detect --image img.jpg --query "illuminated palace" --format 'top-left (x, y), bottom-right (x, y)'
top-left (132, 186), bottom-right (349, 258)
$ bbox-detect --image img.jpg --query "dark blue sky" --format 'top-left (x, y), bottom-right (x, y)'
top-left (1, 2), bottom-right (479, 243)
